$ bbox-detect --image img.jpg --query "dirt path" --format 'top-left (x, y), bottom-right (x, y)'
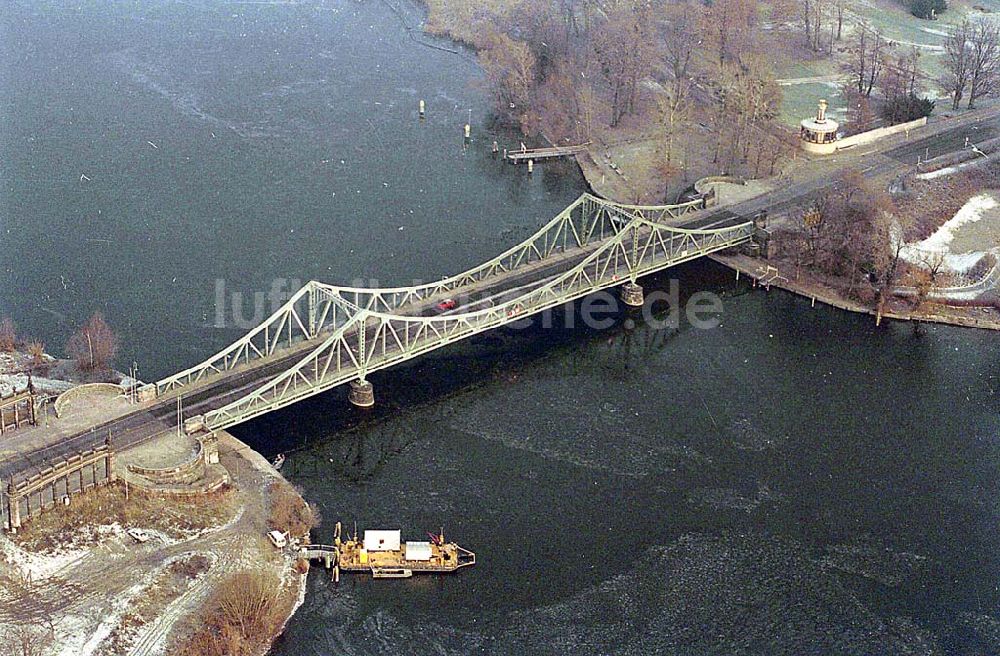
top-left (0, 432), bottom-right (304, 656)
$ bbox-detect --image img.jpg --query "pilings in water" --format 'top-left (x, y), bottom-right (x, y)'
top-left (348, 379), bottom-right (375, 408)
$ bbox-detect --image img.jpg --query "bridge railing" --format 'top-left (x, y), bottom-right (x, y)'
top-left (155, 194), bottom-right (707, 397)
top-left (155, 282), bottom-right (362, 395)
top-left (201, 216), bottom-right (753, 430)
top-left (604, 197), bottom-right (706, 224)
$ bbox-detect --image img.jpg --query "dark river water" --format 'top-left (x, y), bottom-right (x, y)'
top-left (3, 1), bottom-right (1000, 654)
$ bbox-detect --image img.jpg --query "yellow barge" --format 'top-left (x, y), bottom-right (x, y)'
top-left (324, 522), bottom-right (475, 579)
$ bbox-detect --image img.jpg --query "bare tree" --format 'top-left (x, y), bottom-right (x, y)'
top-left (592, 0), bottom-right (654, 127)
top-left (576, 81), bottom-right (598, 141)
top-left (943, 20), bottom-right (973, 110)
top-left (703, 0), bottom-right (759, 68)
top-left (66, 312), bottom-right (118, 372)
top-left (843, 86), bottom-right (877, 133)
top-left (801, 0), bottom-right (828, 52)
top-left (835, 0), bottom-right (847, 41)
top-left (802, 169), bottom-right (900, 298)
top-left (871, 207), bottom-right (911, 294)
top-left (967, 18), bottom-right (1000, 108)
top-left (479, 33), bottom-right (536, 125)
top-left (661, 1), bottom-right (699, 165)
top-left (0, 318), bottom-right (16, 352)
top-left (918, 250), bottom-right (947, 282)
top-left (880, 46), bottom-right (921, 102)
top-left (846, 23), bottom-right (890, 97)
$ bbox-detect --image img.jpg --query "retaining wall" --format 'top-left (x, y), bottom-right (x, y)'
top-left (2, 445), bottom-right (115, 531)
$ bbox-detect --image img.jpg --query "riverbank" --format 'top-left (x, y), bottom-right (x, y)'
top-left (0, 430), bottom-right (311, 656)
top-left (710, 251), bottom-right (1000, 331)
top-left (0, 347), bottom-right (137, 398)
top-left (418, 0), bottom-right (784, 205)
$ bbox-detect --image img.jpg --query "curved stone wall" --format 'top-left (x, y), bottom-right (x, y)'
top-left (127, 439), bottom-right (205, 485)
top-left (54, 383), bottom-right (124, 418)
top-left (694, 175), bottom-right (747, 195)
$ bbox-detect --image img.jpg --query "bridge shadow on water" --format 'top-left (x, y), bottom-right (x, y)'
top-left (229, 259), bottom-right (747, 480)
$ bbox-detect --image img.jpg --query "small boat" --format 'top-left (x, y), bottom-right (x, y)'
top-left (371, 566), bottom-right (413, 579)
top-left (272, 453), bottom-right (285, 470)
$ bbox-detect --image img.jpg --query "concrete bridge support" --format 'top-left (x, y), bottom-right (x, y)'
top-left (348, 379), bottom-right (375, 408)
top-left (621, 282), bottom-right (644, 308)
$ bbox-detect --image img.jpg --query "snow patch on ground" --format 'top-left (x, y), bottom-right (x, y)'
top-left (913, 193), bottom-right (994, 250)
top-left (0, 372), bottom-right (75, 397)
top-left (915, 152), bottom-right (992, 180)
top-left (887, 39), bottom-right (944, 51)
top-left (0, 533), bottom-right (90, 581)
top-left (920, 27), bottom-right (951, 37)
top-left (900, 193), bottom-right (996, 273)
top-left (53, 554), bottom-right (192, 656)
top-left (916, 165), bottom-right (959, 180)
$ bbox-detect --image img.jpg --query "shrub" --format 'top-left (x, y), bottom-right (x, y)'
top-left (267, 480), bottom-right (317, 539)
top-left (178, 570), bottom-right (285, 656)
top-left (25, 341), bottom-right (45, 365)
top-left (910, 0), bottom-right (946, 19)
top-left (66, 312), bottom-right (117, 371)
top-left (880, 93), bottom-right (935, 124)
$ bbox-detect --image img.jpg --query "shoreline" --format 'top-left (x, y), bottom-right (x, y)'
top-left (214, 431), bottom-right (310, 656)
top-left (415, 1), bottom-right (998, 333)
top-left (709, 252), bottom-right (1000, 331)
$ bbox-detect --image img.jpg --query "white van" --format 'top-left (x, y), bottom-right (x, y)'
top-left (267, 530), bottom-right (288, 549)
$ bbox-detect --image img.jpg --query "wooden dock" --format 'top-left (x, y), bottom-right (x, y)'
top-left (506, 143), bottom-right (590, 164)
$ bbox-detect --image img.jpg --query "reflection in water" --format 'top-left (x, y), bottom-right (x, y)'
top-left (259, 257), bottom-right (999, 654)
top-left (5, 0), bottom-right (999, 653)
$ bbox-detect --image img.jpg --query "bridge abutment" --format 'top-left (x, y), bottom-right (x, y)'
top-left (348, 379), bottom-right (375, 408)
top-left (620, 282), bottom-right (644, 308)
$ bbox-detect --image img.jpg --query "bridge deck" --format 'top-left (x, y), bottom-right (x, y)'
top-left (0, 206), bottom-right (747, 482)
top-left (7, 106), bottom-right (1000, 484)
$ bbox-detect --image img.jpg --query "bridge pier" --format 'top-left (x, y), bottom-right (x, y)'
top-left (348, 379), bottom-right (375, 408)
top-left (620, 281), bottom-right (644, 308)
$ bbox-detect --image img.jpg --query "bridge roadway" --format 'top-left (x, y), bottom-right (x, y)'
top-left (0, 206), bottom-right (749, 482)
top-left (3, 108), bottom-right (998, 482)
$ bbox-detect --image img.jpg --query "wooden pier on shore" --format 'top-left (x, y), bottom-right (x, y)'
top-left (506, 143), bottom-right (590, 164)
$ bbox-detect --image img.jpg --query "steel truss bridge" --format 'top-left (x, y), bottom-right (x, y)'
top-left (153, 193), bottom-right (755, 433)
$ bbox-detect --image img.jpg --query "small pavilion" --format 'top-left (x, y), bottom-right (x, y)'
top-left (800, 99), bottom-right (839, 154)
